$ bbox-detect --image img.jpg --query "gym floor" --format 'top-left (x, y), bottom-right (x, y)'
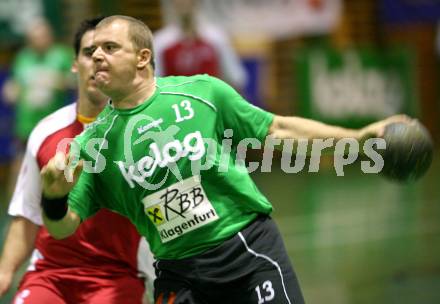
top-left (253, 155), bottom-right (440, 304)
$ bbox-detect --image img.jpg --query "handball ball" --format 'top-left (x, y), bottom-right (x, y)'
top-left (381, 120), bottom-right (434, 182)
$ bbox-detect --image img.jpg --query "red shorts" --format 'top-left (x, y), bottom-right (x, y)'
top-left (12, 269), bottom-right (146, 304)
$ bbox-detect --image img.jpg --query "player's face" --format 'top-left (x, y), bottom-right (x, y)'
top-left (72, 30), bottom-right (107, 104)
top-left (173, 0), bottom-right (198, 16)
top-left (91, 20), bottom-right (139, 97)
top-left (27, 20), bottom-right (53, 53)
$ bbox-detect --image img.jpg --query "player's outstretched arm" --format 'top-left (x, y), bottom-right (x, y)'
top-left (41, 152), bottom-right (82, 239)
top-left (0, 217), bottom-right (39, 298)
top-left (268, 114), bottom-right (411, 153)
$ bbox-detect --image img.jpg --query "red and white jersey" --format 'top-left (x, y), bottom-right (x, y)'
top-left (154, 23), bottom-right (247, 88)
top-left (8, 103), bottom-right (155, 281)
top-left (162, 37), bottom-right (221, 78)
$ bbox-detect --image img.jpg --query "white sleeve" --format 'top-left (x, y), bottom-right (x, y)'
top-left (8, 146), bottom-right (43, 226)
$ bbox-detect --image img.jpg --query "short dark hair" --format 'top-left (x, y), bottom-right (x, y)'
top-left (73, 16), bottom-right (106, 56)
top-left (97, 15), bottom-right (155, 69)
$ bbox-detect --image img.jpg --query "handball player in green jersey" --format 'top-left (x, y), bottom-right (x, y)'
top-left (40, 15), bottom-right (411, 304)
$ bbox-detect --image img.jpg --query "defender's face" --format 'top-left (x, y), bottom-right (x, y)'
top-left (92, 20), bottom-right (139, 96)
top-left (73, 30), bottom-right (105, 101)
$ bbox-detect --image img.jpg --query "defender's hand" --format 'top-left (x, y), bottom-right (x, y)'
top-left (41, 152), bottom-right (83, 199)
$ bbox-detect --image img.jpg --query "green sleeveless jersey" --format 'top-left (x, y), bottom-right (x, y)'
top-left (68, 75), bottom-right (274, 259)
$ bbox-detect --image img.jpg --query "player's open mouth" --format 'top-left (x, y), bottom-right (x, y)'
top-left (95, 66), bottom-right (109, 75)
top-left (94, 70), bottom-right (109, 80)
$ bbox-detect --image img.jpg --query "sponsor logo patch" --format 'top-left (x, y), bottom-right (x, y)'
top-left (142, 175), bottom-right (219, 243)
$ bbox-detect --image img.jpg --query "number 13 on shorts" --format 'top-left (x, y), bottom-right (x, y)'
top-left (255, 280), bottom-right (275, 303)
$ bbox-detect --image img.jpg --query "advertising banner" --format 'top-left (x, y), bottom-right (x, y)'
top-left (163, 0), bottom-right (342, 39)
top-left (294, 47), bottom-right (417, 128)
top-left (381, 0), bottom-right (440, 24)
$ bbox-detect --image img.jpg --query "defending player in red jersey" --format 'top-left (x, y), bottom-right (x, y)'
top-left (0, 17), bottom-right (154, 303)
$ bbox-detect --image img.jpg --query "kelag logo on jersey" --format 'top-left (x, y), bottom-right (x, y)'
top-left (142, 176), bottom-right (219, 243)
top-left (115, 114), bottom-right (206, 190)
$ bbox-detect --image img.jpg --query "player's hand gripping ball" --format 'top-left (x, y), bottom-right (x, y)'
top-left (381, 120), bottom-right (434, 182)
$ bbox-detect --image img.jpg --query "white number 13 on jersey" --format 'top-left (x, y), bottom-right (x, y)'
top-left (172, 100), bottom-right (194, 122)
